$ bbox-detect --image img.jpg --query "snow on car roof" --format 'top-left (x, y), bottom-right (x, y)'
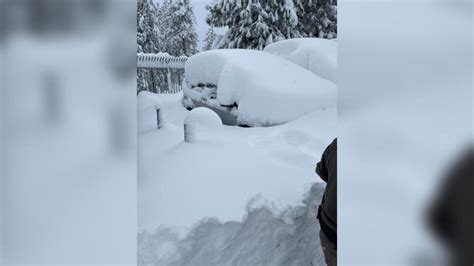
top-left (184, 49), bottom-right (336, 126)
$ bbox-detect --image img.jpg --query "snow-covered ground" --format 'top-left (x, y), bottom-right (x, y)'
top-left (138, 92), bottom-right (336, 230)
top-left (138, 44), bottom-right (337, 264)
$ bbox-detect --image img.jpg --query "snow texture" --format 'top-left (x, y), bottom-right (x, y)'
top-left (264, 38), bottom-right (337, 83)
top-left (138, 182), bottom-right (326, 266)
top-left (138, 89), bottom-right (336, 265)
top-left (184, 49), bottom-right (336, 126)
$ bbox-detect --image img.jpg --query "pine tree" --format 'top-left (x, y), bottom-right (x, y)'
top-left (138, 0), bottom-right (158, 93)
top-left (160, 0), bottom-right (199, 57)
top-left (203, 27), bottom-right (217, 51)
top-left (206, 0), bottom-right (300, 50)
top-left (158, 0), bottom-right (199, 93)
top-left (295, 0), bottom-right (337, 39)
top-left (137, 0), bottom-right (169, 93)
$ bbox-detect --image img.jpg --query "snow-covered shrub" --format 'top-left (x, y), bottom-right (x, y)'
top-left (184, 49), bottom-right (336, 127)
top-left (184, 107), bottom-right (222, 143)
top-left (264, 38), bottom-right (337, 83)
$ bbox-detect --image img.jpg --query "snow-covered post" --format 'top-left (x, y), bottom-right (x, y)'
top-left (156, 106), bottom-right (163, 129)
top-left (184, 107), bottom-right (222, 143)
top-left (167, 67), bottom-right (173, 92)
top-left (184, 120), bottom-right (196, 143)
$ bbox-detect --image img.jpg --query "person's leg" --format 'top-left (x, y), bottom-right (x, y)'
top-left (319, 230), bottom-right (337, 266)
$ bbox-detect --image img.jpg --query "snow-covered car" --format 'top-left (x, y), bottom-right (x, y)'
top-left (264, 38), bottom-right (337, 83)
top-left (183, 49), bottom-right (336, 127)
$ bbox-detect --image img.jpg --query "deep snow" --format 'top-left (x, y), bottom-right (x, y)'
top-left (139, 182), bottom-right (327, 266)
top-left (138, 87), bottom-right (336, 265)
top-left (138, 92), bottom-right (336, 230)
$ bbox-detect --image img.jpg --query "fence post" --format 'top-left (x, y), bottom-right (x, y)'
top-left (184, 122), bottom-right (195, 143)
top-left (156, 107), bottom-right (163, 129)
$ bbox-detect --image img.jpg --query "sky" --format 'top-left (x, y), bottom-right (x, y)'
top-left (154, 0), bottom-right (220, 51)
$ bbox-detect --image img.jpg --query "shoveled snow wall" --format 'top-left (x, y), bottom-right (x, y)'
top-left (138, 182), bottom-right (326, 266)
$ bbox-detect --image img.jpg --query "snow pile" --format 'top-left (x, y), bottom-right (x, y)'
top-left (264, 38), bottom-right (337, 83)
top-left (184, 107), bottom-right (222, 131)
top-left (184, 49), bottom-right (336, 126)
top-left (138, 91), bottom-right (162, 110)
top-left (138, 182), bottom-right (326, 266)
top-left (184, 107), bottom-right (222, 142)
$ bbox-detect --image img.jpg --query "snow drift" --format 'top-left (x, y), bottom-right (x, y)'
top-left (138, 182), bottom-right (326, 266)
top-left (184, 49), bottom-right (336, 127)
top-left (264, 38), bottom-right (337, 83)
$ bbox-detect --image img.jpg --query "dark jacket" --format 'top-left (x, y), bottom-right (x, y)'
top-left (428, 146), bottom-right (473, 265)
top-left (316, 138), bottom-right (337, 245)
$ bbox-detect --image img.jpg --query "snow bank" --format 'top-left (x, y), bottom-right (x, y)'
top-left (184, 49), bottom-right (336, 127)
top-left (138, 182), bottom-right (326, 266)
top-left (264, 38), bottom-right (337, 83)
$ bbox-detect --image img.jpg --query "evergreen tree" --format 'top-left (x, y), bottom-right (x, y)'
top-left (137, 0), bottom-right (168, 93)
top-left (158, 0), bottom-right (199, 93)
top-left (206, 0), bottom-right (300, 50)
top-left (295, 0), bottom-right (337, 39)
top-left (159, 0), bottom-right (199, 57)
top-left (203, 27), bottom-right (217, 51)
top-left (138, 0), bottom-right (157, 93)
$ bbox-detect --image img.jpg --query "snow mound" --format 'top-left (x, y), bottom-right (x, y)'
top-left (184, 107), bottom-right (222, 130)
top-left (138, 182), bottom-right (326, 266)
top-left (138, 91), bottom-right (187, 132)
top-left (138, 90), bottom-right (162, 110)
top-left (264, 38), bottom-right (337, 83)
top-left (184, 49), bottom-right (336, 127)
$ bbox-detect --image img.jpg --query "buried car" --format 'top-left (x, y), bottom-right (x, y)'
top-left (183, 49), bottom-right (336, 127)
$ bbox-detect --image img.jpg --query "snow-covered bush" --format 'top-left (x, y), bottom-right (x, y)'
top-left (264, 38), bottom-right (337, 83)
top-left (184, 49), bottom-right (336, 127)
top-left (184, 107), bottom-right (222, 142)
